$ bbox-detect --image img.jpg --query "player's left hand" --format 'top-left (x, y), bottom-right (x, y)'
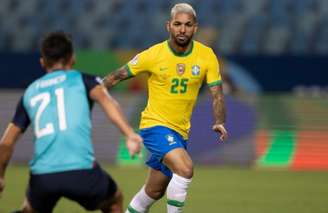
top-left (212, 123), bottom-right (228, 141)
top-left (126, 132), bottom-right (143, 159)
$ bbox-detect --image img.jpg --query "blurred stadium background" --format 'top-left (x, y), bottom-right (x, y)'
top-left (0, 0), bottom-right (328, 212)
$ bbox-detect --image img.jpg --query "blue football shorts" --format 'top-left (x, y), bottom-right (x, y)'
top-left (140, 125), bottom-right (188, 178)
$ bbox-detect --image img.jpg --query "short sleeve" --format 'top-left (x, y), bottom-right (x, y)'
top-left (206, 49), bottom-right (222, 87)
top-left (12, 96), bottom-right (30, 132)
top-left (126, 48), bottom-right (153, 76)
top-left (81, 73), bottom-right (102, 109)
top-left (81, 73), bottom-right (101, 94)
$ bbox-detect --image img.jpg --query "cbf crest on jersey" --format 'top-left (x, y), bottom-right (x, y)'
top-left (191, 65), bottom-right (200, 76)
top-left (176, 63), bottom-right (185, 76)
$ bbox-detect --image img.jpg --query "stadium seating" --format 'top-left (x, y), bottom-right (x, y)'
top-left (0, 0), bottom-right (327, 54)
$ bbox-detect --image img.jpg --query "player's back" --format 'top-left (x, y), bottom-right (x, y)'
top-left (23, 70), bottom-right (95, 174)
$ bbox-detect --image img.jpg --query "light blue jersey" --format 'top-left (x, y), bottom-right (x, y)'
top-left (22, 70), bottom-right (97, 174)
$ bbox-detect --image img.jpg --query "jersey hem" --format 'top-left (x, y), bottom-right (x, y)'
top-left (140, 124), bottom-right (189, 140)
top-left (30, 162), bottom-right (94, 175)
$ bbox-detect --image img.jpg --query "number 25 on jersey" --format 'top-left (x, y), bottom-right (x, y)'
top-left (171, 78), bottom-right (189, 94)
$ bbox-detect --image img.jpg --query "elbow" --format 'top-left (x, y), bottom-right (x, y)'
top-left (214, 94), bottom-right (225, 103)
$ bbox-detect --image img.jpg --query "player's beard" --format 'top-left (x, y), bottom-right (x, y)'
top-left (172, 34), bottom-right (193, 48)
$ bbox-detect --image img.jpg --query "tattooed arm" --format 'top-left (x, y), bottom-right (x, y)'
top-left (209, 84), bottom-right (228, 141)
top-left (102, 66), bottom-right (133, 89)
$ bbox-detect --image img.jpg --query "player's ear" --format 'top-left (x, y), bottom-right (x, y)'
top-left (40, 57), bottom-right (45, 69)
top-left (71, 54), bottom-right (76, 66)
top-left (166, 20), bottom-right (170, 32)
top-left (193, 23), bottom-right (198, 34)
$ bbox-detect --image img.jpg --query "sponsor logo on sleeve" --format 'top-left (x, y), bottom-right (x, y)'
top-left (130, 54), bottom-right (139, 65)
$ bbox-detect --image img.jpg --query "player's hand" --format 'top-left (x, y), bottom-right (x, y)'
top-left (126, 132), bottom-right (143, 159)
top-left (0, 177), bottom-right (5, 198)
top-left (212, 123), bottom-right (228, 141)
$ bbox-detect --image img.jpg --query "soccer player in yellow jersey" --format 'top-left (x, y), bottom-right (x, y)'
top-left (103, 3), bottom-right (228, 213)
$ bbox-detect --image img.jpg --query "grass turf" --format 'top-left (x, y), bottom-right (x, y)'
top-left (0, 165), bottom-right (327, 213)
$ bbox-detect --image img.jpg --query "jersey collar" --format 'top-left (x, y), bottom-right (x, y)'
top-left (166, 40), bottom-right (194, 57)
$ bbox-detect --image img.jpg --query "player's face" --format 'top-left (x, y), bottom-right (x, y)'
top-left (167, 12), bottom-right (198, 47)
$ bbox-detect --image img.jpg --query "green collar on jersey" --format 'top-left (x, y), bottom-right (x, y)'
top-left (167, 40), bottom-right (194, 57)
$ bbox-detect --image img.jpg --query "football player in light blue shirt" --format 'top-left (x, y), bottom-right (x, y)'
top-left (0, 31), bottom-right (142, 213)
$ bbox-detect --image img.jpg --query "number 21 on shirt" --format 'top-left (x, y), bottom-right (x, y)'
top-left (30, 88), bottom-right (67, 138)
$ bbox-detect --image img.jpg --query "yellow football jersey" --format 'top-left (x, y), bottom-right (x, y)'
top-left (127, 40), bottom-right (222, 139)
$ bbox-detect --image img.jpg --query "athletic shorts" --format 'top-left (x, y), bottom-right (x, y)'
top-left (140, 126), bottom-right (187, 178)
top-left (26, 162), bottom-right (117, 213)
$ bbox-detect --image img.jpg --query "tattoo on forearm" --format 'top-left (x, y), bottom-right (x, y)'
top-left (213, 97), bottom-right (226, 124)
top-left (211, 88), bottom-right (226, 125)
top-left (103, 67), bottom-right (129, 89)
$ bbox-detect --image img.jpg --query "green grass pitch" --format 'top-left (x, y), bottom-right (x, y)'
top-left (1, 165), bottom-right (328, 213)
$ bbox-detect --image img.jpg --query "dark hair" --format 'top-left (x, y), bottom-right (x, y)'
top-left (40, 31), bottom-right (73, 67)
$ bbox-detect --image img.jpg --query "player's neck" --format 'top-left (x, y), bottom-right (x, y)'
top-left (47, 64), bottom-right (72, 73)
top-left (168, 39), bottom-right (193, 55)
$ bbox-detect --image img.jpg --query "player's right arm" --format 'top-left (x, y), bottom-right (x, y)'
top-left (102, 66), bottom-right (131, 89)
top-left (90, 84), bottom-right (143, 158)
top-left (0, 97), bottom-right (30, 196)
top-left (0, 123), bottom-right (23, 195)
top-left (103, 49), bottom-right (154, 89)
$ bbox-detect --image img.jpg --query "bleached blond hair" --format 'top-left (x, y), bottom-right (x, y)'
top-left (170, 3), bottom-right (197, 22)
